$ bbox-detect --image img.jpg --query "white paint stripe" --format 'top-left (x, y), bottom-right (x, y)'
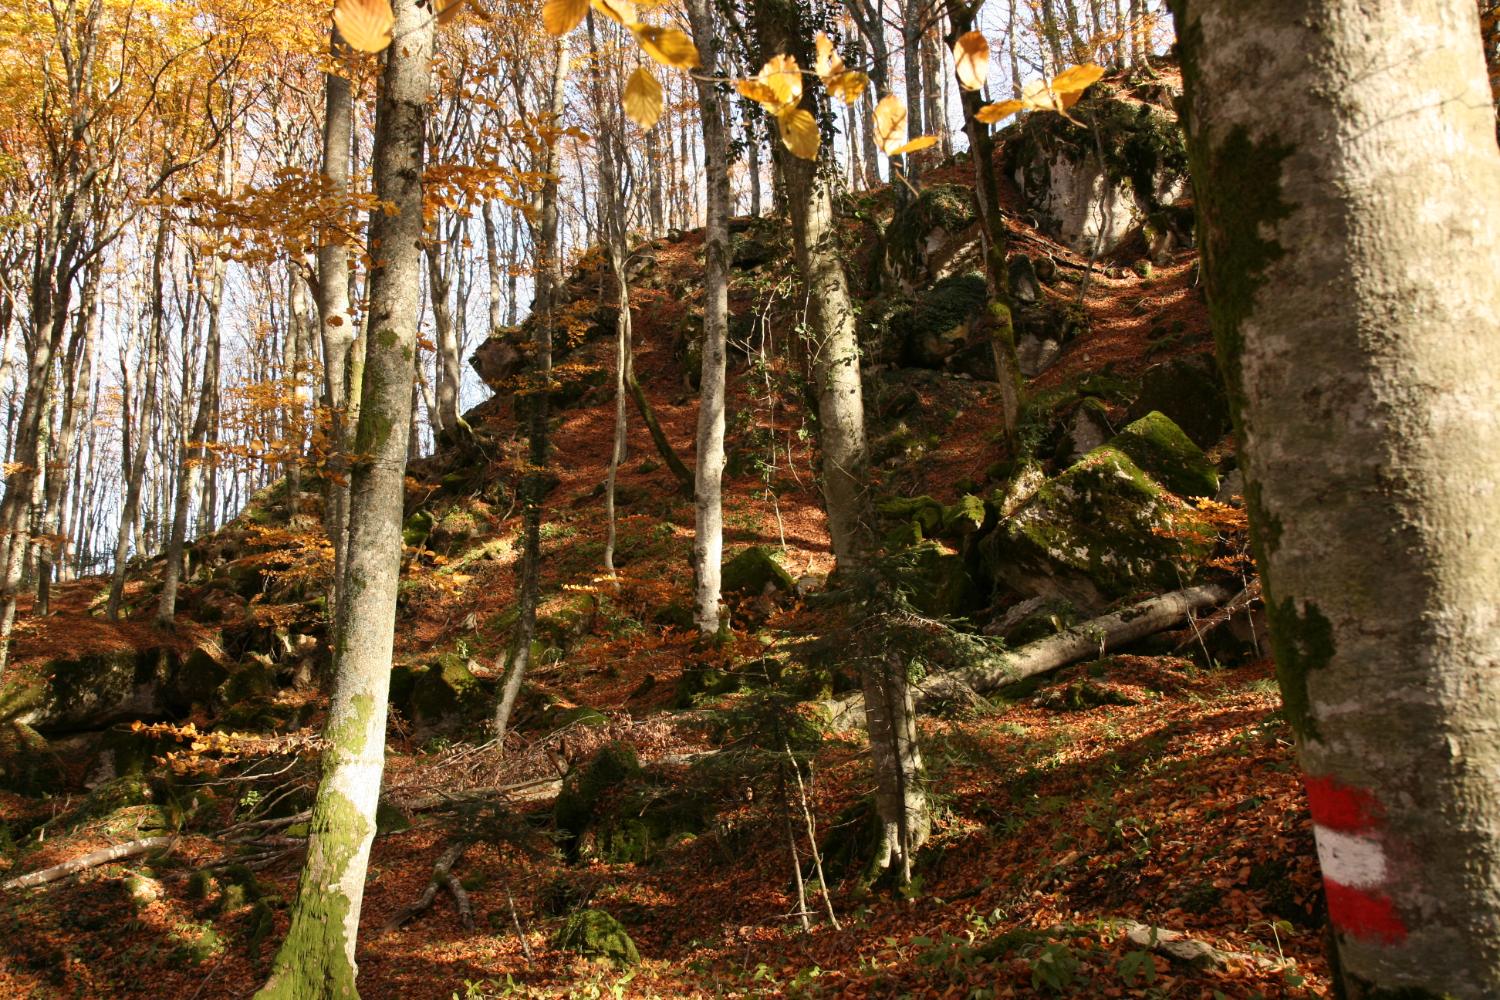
top-left (1314, 825), bottom-right (1387, 889)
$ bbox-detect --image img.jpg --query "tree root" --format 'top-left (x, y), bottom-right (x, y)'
top-left (382, 841), bottom-right (471, 933)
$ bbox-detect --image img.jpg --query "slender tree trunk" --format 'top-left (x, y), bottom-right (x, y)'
top-left (687, 0), bottom-right (730, 635)
top-left (1174, 2), bottom-right (1500, 996)
top-left (492, 39), bottom-right (569, 742)
top-left (254, 1), bottom-right (432, 994)
top-left (106, 215), bottom-right (169, 622)
top-left (755, 0), bottom-right (929, 882)
top-left (318, 30), bottom-right (356, 621)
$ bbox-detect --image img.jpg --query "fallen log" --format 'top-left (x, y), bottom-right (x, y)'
top-left (3, 835), bottom-right (174, 891)
top-left (822, 582), bottom-right (1235, 729)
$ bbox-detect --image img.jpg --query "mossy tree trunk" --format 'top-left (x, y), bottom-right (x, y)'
top-left (1174, 2), bottom-right (1500, 997)
top-left (253, 2), bottom-right (433, 996)
top-left (754, 0), bottom-right (930, 882)
top-left (687, 0), bottom-right (730, 635)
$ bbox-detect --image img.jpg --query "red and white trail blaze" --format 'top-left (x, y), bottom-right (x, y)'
top-left (1304, 775), bottom-right (1409, 944)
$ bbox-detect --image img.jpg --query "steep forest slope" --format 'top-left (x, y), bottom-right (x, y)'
top-left (0, 71), bottom-right (1329, 999)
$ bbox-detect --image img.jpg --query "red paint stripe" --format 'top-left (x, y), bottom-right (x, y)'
top-left (1324, 880), bottom-right (1407, 944)
top-left (1304, 775), bottom-right (1383, 832)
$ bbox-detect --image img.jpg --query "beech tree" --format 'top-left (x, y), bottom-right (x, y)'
top-left (1173, 1), bottom-right (1500, 996)
top-left (255, 0), bottom-right (433, 993)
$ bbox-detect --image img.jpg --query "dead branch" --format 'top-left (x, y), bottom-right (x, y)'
top-left (3, 836), bottom-right (174, 891)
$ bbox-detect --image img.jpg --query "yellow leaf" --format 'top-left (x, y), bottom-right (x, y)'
top-left (436, 0), bottom-right (463, 24)
top-left (590, 0), bottom-right (636, 26)
top-left (1049, 63), bottom-right (1106, 97)
top-left (873, 93), bottom-right (908, 155)
top-left (332, 0), bottom-right (393, 53)
top-left (889, 135), bottom-right (938, 156)
top-left (752, 54), bottom-right (802, 113)
top-left (824, 69), bottom-right (867, 106)
top-left (814, 31), bottom-right (843, 79)
top-left (542, 0), bottom-right (587, 35)
top-left (953, 31), bottom-right (990, 92)
top-left (777, 107), bottom-right (819, 160)
top-left (632, 24), bottom-right (700, 69)
top-left (975, 98), bottom-right (1023, 124)
top-left (623, 66), bottom-right (663, 128)
top-left (735, 78), bottom-right (780, 107)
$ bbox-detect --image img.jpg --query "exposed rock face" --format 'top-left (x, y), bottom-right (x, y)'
top-left (1007, 85), bottom-right (1191, 255)
top-left (885, 184), bottom-right (980, 289)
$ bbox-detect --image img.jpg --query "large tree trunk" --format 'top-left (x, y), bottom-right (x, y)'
top-left (755, 0), bottom-right (929, 883)
top-left (254, 1), bottom-right (432, 994)
top-left (1173, 2), bottom-right (1500, 996)
top-left (492, 39), bottom-right (569, 742)
top-left (687, 0), bottom-right (730, 635)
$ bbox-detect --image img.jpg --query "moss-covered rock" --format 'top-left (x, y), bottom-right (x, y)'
top-left (886, 184), bottom-right (979, 285)
top-left (887, 272), bottom-right (992, 377)
top-left (941, 494), bottom-right (989, 536)
top-left (9, 646), bottom-right (182, 733)
top-left (876, 495), bottom-right (945, 543)
top-left (402, 510), bottom-right (435, 548)
top-left (553, 908), bottom-right (640, 966)
top-left (554, 742), bottom-right (643, 855)
top-left (1111, 411), bottom-right (1219, 498)
top-left (980, 446), bottom-right (1214, 611)
top-left (543, 704), bottom-right (609, 733)
top-left (406, 653), bottom-right (484, 732)
top-left (720, 546), bottom-right (795, 596)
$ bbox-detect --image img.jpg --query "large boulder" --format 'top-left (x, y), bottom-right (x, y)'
top-left (553, 909), bottom-right (640, 966)
top-left (980, 445), bottom-right (1214, 611)
top-left (887, 272), bottom-right (996, 379)
top-left (1007, 86), bottom-right (1190, 255)
top-left (885, 184), bottom-right (979, 288)
top-left (1110, 411), bottom-right (1220, 498)
top-left (8, 647), bottom-right (185, 733)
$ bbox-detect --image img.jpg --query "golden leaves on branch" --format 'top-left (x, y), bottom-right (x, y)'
top-left (813, 32), bottom-right (867, 105)
top-left (873, 94), bottom-right (936, 156)
top-left (952, 31), bottom-right (990, 92)
top-left (975, 63), bottom-right (1105, 124)
top-left (333, 0), bottom-right (394, 53)
top-left (591, 0), bottom-right (636, 26)
top-left (735, 55), bottom-right (819, 160)
top-left (623, 66), bottom-right (663, 129)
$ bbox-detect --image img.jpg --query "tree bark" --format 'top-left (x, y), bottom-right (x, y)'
top-left (1173, 2), bottom-right (1500, 996)
top-left (754, 0), bottom-right (929, 883)
top-left (254, 1), bottom-right (432, 995)
top-left (492, 39), bottom-right (569, 742)
top-left (687, 0), bottom-right (730, 635)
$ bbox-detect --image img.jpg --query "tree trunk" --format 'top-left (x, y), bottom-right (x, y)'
top-left (106, 215), bottom-right (168, 622)
top-left (1173, 2), bottom-right (1500, 996)
top-left (318, 33), bottom-right (356, 621)
top-left (254, 0), bottom-right (432, 994)
top-left (492, 39), bottom-right (569, 743)
top-left (687, 0), bottom-right (730, 635)
top-left (754, 0), bottom-right (929, 883)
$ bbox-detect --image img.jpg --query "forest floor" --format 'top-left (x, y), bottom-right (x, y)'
top-left (0, 154), bottom-right (1330, 998)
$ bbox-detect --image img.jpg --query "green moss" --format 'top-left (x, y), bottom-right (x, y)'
top-left (720, 546), bottom-right (795, 595)
top-left (1111, 411), bottom-right (1219, 498)
top-left (941, 494), bottom-right (988, 536)
top-left (1267, 596), bottom-right (1333, 741)
top-left (554, 743), bottom-right (643, 857)
top-left (982, 446), bottom-right (1214, 607)
top-left (553, 908), bottom-right (640, 966)
top-left (885, 184), bottom-right (978, 279)
top-left (890, 541), bottom-right (976, 619)
top-left (254, 790), bottom-right (368, 1000)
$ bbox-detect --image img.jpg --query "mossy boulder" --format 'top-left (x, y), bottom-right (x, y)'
top-left (888, 273), bottom-right (992, 377)
top-left (554, 742), bottom-right (643, 855)
top-left (721, 546), bottom-right (795, 596)
top-left (876, 495), bottom-right (944, 544)
top-left (10, 647), bottom-right (180, 733)
top-left (542, 704), bottom-right (609, 733)
top-left (886, 184), bottom-right (979, 285)
top-left (1111, 411), bottom-right (1219, 498)
top-left (405, 653), bottom-right (484, 732)
top-left (553, 908), bottom-right (640, 966)
top-left (980, 446), bottom-right (1214, 611)
top-left (402, 510), bottom-right (435, 548)
top-left (942, 494), bottom-right (989, 536)
top-left (1128, 354), bottom-right (1232, 449)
